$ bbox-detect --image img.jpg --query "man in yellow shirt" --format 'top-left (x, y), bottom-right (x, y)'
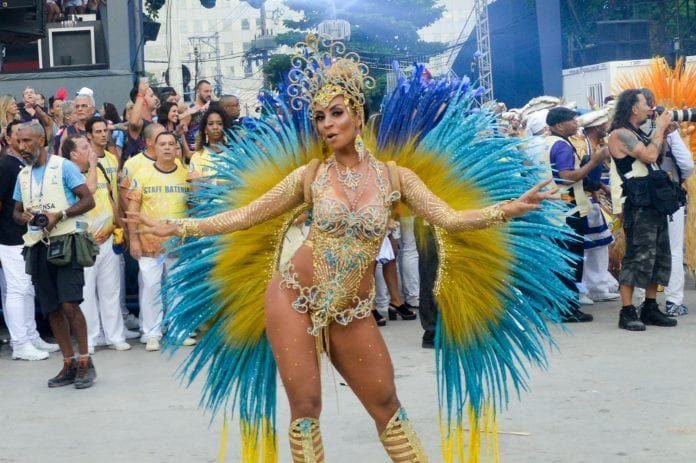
top-left (118, 123), bottom-right (165, 212)
top-left (127, 131), bottom-right (190, 351)
top-left (86, 116), bottom-right (139, 340)
top-left (86, 117), bottom-right (119, 204)
top-left (62, 135), bottom-right (130, 353)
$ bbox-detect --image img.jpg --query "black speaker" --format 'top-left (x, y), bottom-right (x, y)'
top-left (0, 0), bottom-right (46, 42)
top-left (581, 20), bottom-right (651, 64)
top-left (595, 20), bottom-right (650, 43)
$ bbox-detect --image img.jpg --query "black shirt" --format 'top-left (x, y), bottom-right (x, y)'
top-left (17, 103), bottom-right (41, 123)
top-left (0, 154), bottom-right (27, 245)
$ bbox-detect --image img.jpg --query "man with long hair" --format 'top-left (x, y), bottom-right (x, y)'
top-left (607, 89), bottom-right (676, 331)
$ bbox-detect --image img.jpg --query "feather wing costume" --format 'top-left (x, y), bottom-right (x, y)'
top-left (162, 65), bottom-right (575, 462)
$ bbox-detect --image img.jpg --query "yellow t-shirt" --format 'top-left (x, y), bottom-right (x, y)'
top-left (119, 151), bottom-right (156, 192)
top-left (99, 150), bottom-right (120, 204)
top-left (188, 148), bottom-right (217, 180)
top-left (86, 168), bottom-right (115, 244)
top-left (120, 151), bottom-right (184, 191)
top-left (128, 162), bottom-right (189, 256)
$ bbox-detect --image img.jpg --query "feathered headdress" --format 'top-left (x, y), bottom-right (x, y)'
top-left (287, 34), bottom-right (375, 120)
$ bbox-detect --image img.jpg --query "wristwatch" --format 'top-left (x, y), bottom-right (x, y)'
top-left (60, 210), bottom-right (68, 221)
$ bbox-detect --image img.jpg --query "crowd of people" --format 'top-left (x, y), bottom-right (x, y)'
top-left (498, 89), bottom-right (693, 329)
top-left (0, 76), bottom-right (692, 393)
top-left (0, 80), bottom-right (246, 386)
top-left (45, 0), bottom-right (106, 23)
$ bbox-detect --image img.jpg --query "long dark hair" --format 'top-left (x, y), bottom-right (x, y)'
top-left (157, 101), bottom-right (178, 129)
top-left (101, 102), bottom-right (121, 124)
top-left (195, 106), bottom-right (230, 151)
top-left (610, 89), bottom-right (642, 131)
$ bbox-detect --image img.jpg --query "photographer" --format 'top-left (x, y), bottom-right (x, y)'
top-left (542, 106), bottom-right (610, 323)
top-left (607, 89), bottom-right (677, 331)
top-left (638, 88), bottom-right (694, 316)
top-left (11, 121), bottom-right (98, 388)
top-left (0, 121), bottom-right (59, 361)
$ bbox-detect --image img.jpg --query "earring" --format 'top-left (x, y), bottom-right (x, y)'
top-left (355, 133), bottom-right (365, 162)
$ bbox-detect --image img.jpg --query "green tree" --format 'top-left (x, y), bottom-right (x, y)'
top-left (274, 0), bottom-right (446, 111)
top-left (262, 53), bottom-right (293, 89)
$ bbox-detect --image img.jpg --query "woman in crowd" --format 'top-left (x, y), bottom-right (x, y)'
top-left (187, 107), bottom-right (230, 182)
top-left (100, 102), bottom-right (122, 125)
top-left (156, 101), bottom-right (191, 163)
top-left (0, 94), bottom-right (19, 154)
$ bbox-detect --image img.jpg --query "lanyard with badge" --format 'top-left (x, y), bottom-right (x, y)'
top-left (28, 154), bottom-right (53, 243)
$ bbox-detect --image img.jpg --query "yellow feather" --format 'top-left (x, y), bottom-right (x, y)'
top-left (368, 136), bottom-right (511, 345)
top-left (210, 144), bottom-right (325, 343)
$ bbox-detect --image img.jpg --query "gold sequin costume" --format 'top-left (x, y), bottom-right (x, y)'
top-left (173, 154), bottom-right (508, 336)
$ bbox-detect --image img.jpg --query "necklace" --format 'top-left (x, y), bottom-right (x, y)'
top-left (330, 155), bottom-right (372, 211)
top-left (335, 158), bottom-right (363, 191)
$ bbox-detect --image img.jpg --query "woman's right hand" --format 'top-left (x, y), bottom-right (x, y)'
top-left (125, 211), bottom-right (181, 237)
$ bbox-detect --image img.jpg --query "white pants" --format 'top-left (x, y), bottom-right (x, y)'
top-left (119, 254), bottom-right (128, 318)
top-left (665, 206), bottom-right (686, 305)
top-left (398, 217), bottom-right (420, 306)
top-left (582, 245), bottom-right (618, 294)
top-left (138, 255), bottom-right (174, 340)
top-left (374, 262), bottom-right (389, 310)
top-left (0, 243), bottom-right (39, 349)
top-left (82, 236), bottom-right (126, 346)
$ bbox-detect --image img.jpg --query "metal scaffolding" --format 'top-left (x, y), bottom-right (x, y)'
top-left (474, 0), bottom-right (494, 103)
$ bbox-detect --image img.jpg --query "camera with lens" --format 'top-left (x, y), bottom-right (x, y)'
top-left (30, 213), bottom-right (50, 228)
top-left (654, 106), bottom-right (696, 122)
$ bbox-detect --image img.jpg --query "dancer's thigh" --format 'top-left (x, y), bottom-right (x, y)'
top-left (265, 274), bottom-right (321, 416)
top-left (329, 317), bottom-right (399, 429)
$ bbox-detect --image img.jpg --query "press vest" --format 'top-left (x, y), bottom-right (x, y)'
top-left (609, 130), bottom-right (651, 215)
top-left (541, 135), bottom-right (590, 217)
top-left (18, 155), bottom-right (87, 246)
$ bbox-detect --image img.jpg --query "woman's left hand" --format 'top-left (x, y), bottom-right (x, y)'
top-left (501, 179), bottom-right (559, 219)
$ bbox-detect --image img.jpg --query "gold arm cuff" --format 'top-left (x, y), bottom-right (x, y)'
top-left (165, 218), bottom-right (203, 240)
top-left (481, 199), bottom-right (513, 226)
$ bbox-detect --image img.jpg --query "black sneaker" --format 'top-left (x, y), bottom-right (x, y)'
top-left (48, 358), bottom-right (77, 388)
top-left (74, 356), bottom-right (97, 389)
top-left (562, 307), bottom-right (594, 323)
top-left (640, 301), bottom-right (677, 327)
top-left (618, 306), bottom-right (646, 331)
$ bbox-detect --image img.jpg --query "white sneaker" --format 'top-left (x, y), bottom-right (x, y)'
top-left (145, 338), bottom-right (161, 352)
top-left (123, 328), bottom-right (140, 340)
top-left (88, 345), bottom-right (95, 355)
top-left (124, 313), bottom-right (140, 330)
top-left (12, 343), bottom-right (50, 361)
top-left (182, 337), bottom-right (197, 347)
top-left (579, 294), bottom-right (595, 305)
top-left (139, 335), bottom-right (148, 344)
top-left (109, 341), bottom-right (132, 351)
top-left (32, 337), bottom-right (60, 353)
top-left (94, 335), bottom-right (107, 347)
top-left (589, 291), bottom-right (620, 302)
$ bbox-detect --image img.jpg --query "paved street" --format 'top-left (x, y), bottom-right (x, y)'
top-left (1, 291), bottom-right (695, 463)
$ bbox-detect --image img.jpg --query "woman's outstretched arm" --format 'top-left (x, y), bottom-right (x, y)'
top-left (127, 165), bottom-right (307, 237)
top-left (398, 167), bottom-right (555, 232)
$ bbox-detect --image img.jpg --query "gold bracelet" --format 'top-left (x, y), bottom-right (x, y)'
top-left (481, 199), bottom-right (514, 226)
top-left (180, 219), bottom-right (203, 238)
top-left (164, 218), bottom-right (203, 240)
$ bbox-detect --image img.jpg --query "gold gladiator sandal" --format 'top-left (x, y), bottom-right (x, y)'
top-left (380, 408), bottom-right (429, 462)
top-left (289, 417), bottom-right (324, 463)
